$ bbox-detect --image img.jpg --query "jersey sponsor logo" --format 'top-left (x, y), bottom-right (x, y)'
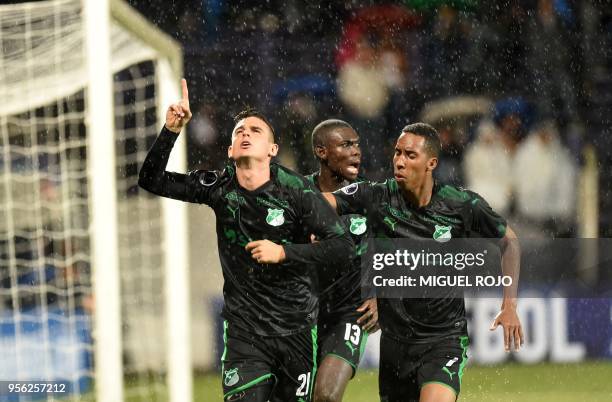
top-left (266, 208), bottom-right (285, 226)
top-left (345, 340), bottom-right (358, 356)
top-left (224, 368), bottom-right (240, 387)
top-left (349, 216), bottom-right (367, 235)
top-left (340, 183), bottom-right (359, 195)
top-left (442, 366), bottom-right (457, 380)
top-left (383, 216), bottom-right (397, 231)
top-left (433, 225), bottom-right (452, 242)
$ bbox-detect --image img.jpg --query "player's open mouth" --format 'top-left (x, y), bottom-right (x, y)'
top-left (346, 162), bottom-right (360, 175)
top-left (240, 141), bottom-right (251, 148)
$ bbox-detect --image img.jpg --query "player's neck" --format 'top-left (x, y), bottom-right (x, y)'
top-left (401, 177), bottom-right (434, 208)
top-left (317, 166), bottom-right (349, 193)
top-left (235, 158), bottom-right (271, 191)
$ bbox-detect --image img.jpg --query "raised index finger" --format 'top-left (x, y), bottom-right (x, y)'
top-left (181, 78), bottom-right (189, 103)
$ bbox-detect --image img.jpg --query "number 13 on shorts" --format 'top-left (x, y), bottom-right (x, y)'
top-left (344, 323), bottom-right (361, 345)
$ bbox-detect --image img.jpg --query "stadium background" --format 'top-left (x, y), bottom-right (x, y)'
top-left (1, 0), bottom-right (611, 401)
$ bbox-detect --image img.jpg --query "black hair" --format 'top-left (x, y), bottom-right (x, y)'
top-left (311, 119), bottom-right (354, 157)
top-left (401, 122), bottom-right (441, 157)
top-left (233, 107), bottom-right (275, 141)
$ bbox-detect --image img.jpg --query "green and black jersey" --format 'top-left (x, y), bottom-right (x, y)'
top-left (305, 173), bottom-right (370, 321)
top-left (333, 179), bottom-right (506, 343)
top-left (139, 127), bottom-right (355, 336)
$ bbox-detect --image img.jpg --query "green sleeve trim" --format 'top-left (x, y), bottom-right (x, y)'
top-left (322, 353), bottom-right (357, 377)
top-left (223, 373), bottom-right (275, 399)
top-left (420, 380), bottom-right (458, 396)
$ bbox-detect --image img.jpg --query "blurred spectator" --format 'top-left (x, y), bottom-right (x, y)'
top-left (525, 0), bottom-right (580, 125)
top-left (513, 120), bottom-right (577, 234)
top-left (493, 97), bottom-right (534, 155)
top-left (190, 103), bottom-right (219, 148)
top-left (275, 93), bottom-right (319, 173)
top-left (335, 4), bottom-right (420, 68)
top-left (421, 5), bottom-right (471, 97)
top-left (434, 124), bottom-right (464, 186)
top-left (463, 120), bottom-right (513, 214)
top-left (336, 34), bottom-right (389, 179)
top-left (337, 35), bottom-right (389, 121)
top-left (336, 4), bottom-right (420, 179)
top-left (189, 103), bottom-right (223, 168)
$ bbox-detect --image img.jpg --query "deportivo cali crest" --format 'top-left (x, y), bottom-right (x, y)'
top-left (433, 225), bottom-right (452, 242)
top-left (266, 208), bottom-right (285, 226)
top-left (349, 216), bottom-right (367, 235)
top-left (224, 368), bottom-right (239, 387)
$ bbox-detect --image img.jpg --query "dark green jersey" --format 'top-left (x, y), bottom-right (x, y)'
top-left (305, 173), bottom-right (369, 321)
top-left (333, 179), bottom-right (507, 343)
top-left (139, 128), bottom-right (355, 336)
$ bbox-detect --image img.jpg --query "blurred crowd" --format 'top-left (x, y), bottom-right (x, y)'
top-left (126, 0), bottom-right (612, 236)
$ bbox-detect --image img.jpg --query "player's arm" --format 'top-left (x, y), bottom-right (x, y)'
top-left (283, 187), bottom-right (355, 267)
top-left (245, 185), bottom-right (355, 265)
top-left (323, 181), bottom-right (373, 215)
top-left (138, 79), bottom-right (215, 204)
top-left (469, 191), bottom-right (524, 352)
top-left (491, 225), bottom-right (524, 351)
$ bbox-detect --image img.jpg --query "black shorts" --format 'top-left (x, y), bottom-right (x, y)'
top-left (318, 312), bottom-right (369, 378)
top-left (379, 334), bottom-right (469, 402)
top-left (221, 321), bottom-right (317, 402)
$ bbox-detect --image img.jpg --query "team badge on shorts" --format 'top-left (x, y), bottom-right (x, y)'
top-left (349, 216), bottom-right (367, 235)
top-left (433, 225), bottom-right (452, 242)
top-left (266, 208), bottom-right (285, 226)
top-left (224, 368), bottom-right (240, 387)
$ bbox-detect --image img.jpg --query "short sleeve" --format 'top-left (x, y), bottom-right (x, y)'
top-left (468, 192), bottom-right (507, 238)
top-left (332, 181), bottom-right (375, 216)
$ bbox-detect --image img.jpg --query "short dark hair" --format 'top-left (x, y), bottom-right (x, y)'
top-left (401, 122), bottom-right (441, 157)
top-left (233, 107), bottom-right (275, 141)
top-left (311, 119), bottom-right (354, 156)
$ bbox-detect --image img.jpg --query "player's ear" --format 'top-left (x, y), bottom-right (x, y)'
top-left (427, 156), bottom-right (438, 172)
top-left (227, 145), bottom-right (233, 159)
top-left (314, 145), bottom-right (326, 161)
top-left (268, 143), bottom-right (279, 157)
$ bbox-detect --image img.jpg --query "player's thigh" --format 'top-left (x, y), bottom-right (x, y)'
top-left (419, 383), bottom-right (456, 402)
top-left (317, 316), bottom-right (369, 379)
top-left (378, 333), bottom-right (420, 402)
top-left (417, 337), bottom-right (469, 402)
top-left (271, 326), bottom-right (318, 402)
top-left (221, 322), bottom-right (276, 402)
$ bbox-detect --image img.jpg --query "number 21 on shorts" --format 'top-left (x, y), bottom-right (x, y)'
top-left (296, 372), bottom-right (311, 397)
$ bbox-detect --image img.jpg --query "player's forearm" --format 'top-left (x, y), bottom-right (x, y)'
top-left (138, 126), bottom-right (178, 193)
top-left (283, 234), bottom-right (355, 267)
top-left (500, 226), bottom-right (520, 307)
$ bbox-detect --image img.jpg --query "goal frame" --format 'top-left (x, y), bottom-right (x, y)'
top-left (85, 1), bottom-right (190, 401)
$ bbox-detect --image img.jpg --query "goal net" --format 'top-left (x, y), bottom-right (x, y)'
top-left (0, 0), bottom-right (189, 401)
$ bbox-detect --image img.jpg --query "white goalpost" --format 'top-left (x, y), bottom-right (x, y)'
top-left (0, 0), bottom-right (191, 401)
